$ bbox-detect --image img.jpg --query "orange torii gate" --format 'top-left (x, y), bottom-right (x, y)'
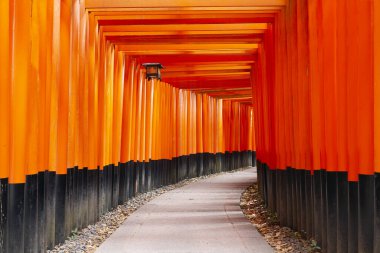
top-left (254, 1), bottom-right (380, 253)
top-left (0, 1), bottom-right (258, 252)
top-left (0, 0), bottom-right (380, 253)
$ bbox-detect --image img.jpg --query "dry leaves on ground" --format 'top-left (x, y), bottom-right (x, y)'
top-left (240, 183), bottom-right (321, 253)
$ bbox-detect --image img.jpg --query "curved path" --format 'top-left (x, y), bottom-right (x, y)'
top-left (96, 167), bottom-right (273, 253)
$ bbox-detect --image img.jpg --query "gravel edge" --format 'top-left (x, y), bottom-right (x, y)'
top-left (48, 167), bottom-right (250, 253)
top-left (240, 183), bottom-right (321, 253)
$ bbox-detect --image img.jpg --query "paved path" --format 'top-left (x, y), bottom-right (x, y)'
top-left (96, 167), bottom-right (273, 253)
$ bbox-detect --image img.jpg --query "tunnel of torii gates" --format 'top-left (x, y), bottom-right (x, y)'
top-left (0, 0), bottom-right (380, 252)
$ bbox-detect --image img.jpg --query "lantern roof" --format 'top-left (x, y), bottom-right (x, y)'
top-left (142, 63), bottom-right (164, 69)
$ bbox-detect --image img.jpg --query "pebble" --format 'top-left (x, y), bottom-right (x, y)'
top-left (48, 168), bottom-right (248, 253)
top-left (240, 184), bottom-right (321, 253)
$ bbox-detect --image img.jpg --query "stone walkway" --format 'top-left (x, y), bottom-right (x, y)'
top-left (96, 167), bottom-right (273, 253)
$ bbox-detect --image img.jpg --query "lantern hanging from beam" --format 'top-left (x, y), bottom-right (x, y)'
top-left (142, 63), bottom-right (164, 80)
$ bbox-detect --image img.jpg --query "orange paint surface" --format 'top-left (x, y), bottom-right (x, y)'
top-left (2, 0), bottom-right (378, 184)
top-left (0, 0), bottom-right (10, 179)
top-left (9, 0), bottom-right (31, 183)
top-left (375, 0), bottom-right (380, 173)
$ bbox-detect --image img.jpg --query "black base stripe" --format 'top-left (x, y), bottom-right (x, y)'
top-left (0, 151), bottom-right (254, 252)
top-left (257, 161), bottom-right (379, 253)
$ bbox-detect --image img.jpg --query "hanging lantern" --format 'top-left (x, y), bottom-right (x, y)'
top-left (142, 63), bottom-right (164, 80)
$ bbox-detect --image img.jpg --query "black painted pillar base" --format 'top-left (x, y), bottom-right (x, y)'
top-left (252, 151), bottom-right (256, 167)
top-left (147, 160), bottom-right (152, 191)
top-left (202, 153), bottom-right (208, 175)
top-left (337, 172), bottom-right (348, 253)
top-left (313, 170), bottom-right (322, 245)
top-left (37, 172), bottom-right (46, 252)
top-left (118, 163), bottom-right (127, 205)
top-left (87, 169), bottom-right (98, 225)
top-left (112, 164), bottom-right (120, 208)
top-left (7, 183), bottom-right (25, 253)
top-left (126, 161), bottom-right (132, 197)
top-left (358, 174), bottom-right (374, 253)
top-left (348, 181), bottom-right (359, 253)
top-left (224, 152), bottom-right (231, 172)
top-left (152, 160), bottom-right (157, 190)
top-left (142, 162), bottom-right (148, 192)
top-left (277, 169), bottom-right (287, 226)
top-left (25, 174), bottom-right (38, 253)
top-left (305, 170), bottom-right (313, 238)
top-left (105, 165), bottom-right (112, 211)
top-left (65, 168), bottom-right (72, 237)
top-left (189, 154), bottom-right (196, 179)
top-left (326, 171), bottom-right (337, 253)
top-left (215, 153), bottom-right (222, 173)
top-left (0, 178), bottom-right (7, 253)
top-left (178, 156), bottom-right (186, 181)
top-left (374, 173), bottom-right (380, 253)
top-left (72, 167), bottom-right (79, 231)
top-left (320, 170), bottom-right (327, 250)
top-left (76, 169), bottom-right (83, 229)
top-left (55, 174), bottom-right (66, 245)
top-left (169, 159), bottom-right (176, 185)
top-left (45, 171), bottom-right (56, 250)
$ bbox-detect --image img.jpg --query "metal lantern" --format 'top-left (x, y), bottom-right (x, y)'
top-left (142, 63), bottom-right (164, 80)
